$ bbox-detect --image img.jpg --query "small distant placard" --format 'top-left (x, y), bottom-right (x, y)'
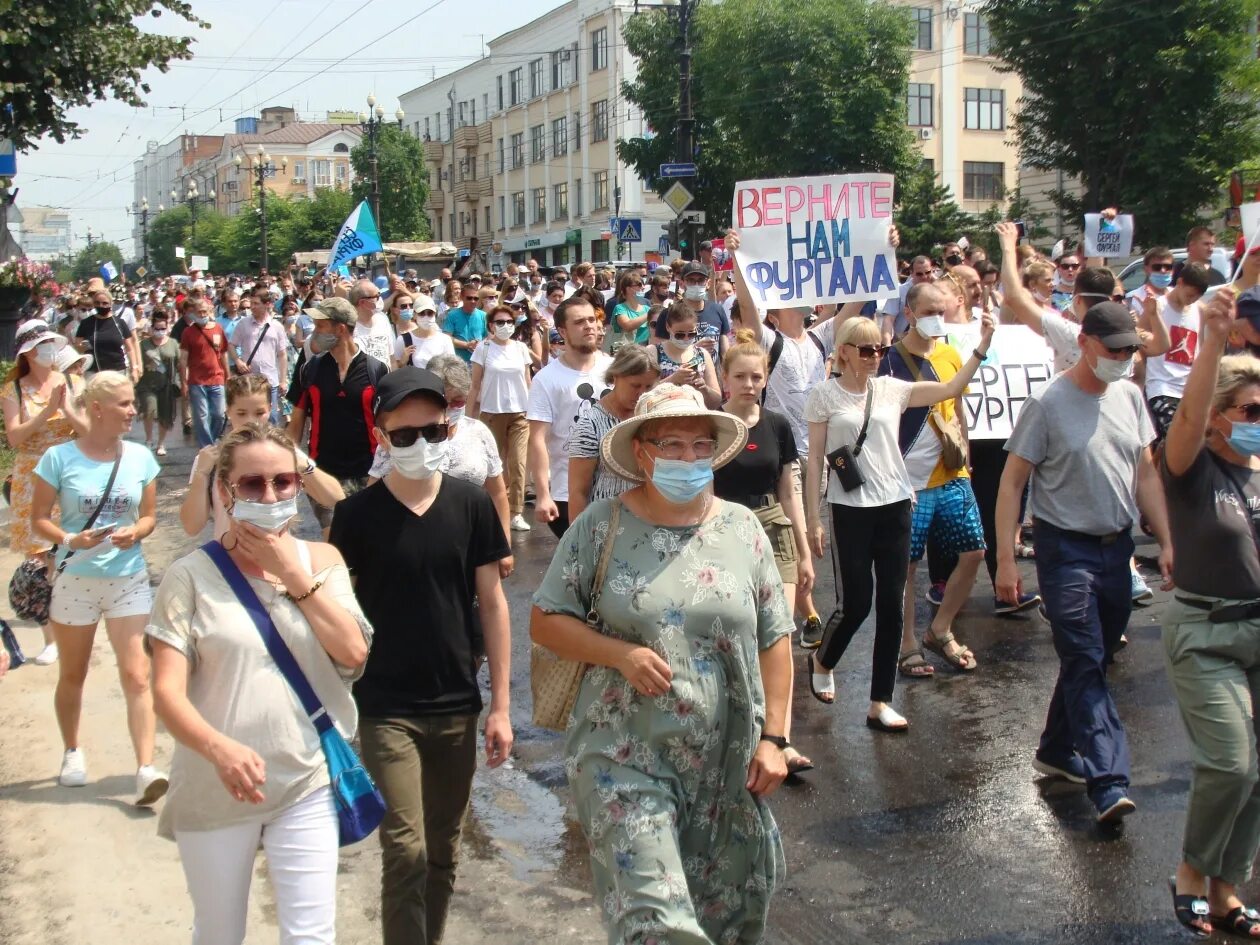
top-left (711, 237), bottom-right (734, 272)
top-left (174, 246), bottom-right (185, 259)
top-left (1083, 213), bottom-right (1134, 258)
top-left (190, 255), bottom-right (209, 271)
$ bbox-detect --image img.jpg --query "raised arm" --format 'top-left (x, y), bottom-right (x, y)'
top-left (1164, 287), bottom-right (1235, 477)
top-left (995, 221), bottom-right (1047, 338)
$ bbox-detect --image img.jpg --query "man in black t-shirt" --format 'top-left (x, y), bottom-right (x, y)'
top-left (330, 366), bottom-right (512, 945)
top-left (76, 289), bottom-right (140, 381)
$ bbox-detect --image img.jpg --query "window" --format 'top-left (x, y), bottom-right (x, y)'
top-left (497, 76), bottom-right (504, 111)
top-left (532, 187), bottom-right (546, 223)
top-left (510, 132), bottom-right (524, 169)
top-left (509, 68), bottom-right (523, 105)
top-left (497, 138), bottom-right (504, 173)
top-left (591, 27), bottom-right (608, 71)
top-left (498, 196), bottom-right (505, 228)
top-left (965, 12), bottom-right (992, 55)
top-left (912, 8), bottom-right (932, 50)
top-left (553, 181), bottom-right (568, 218)
top-left (482, 94), bottom-right (488, 120)
top-left (471, 100), bottom-right (477, 125)
top-left (436, 216), bottom-right (442, 241)
top-left (551, 51), bottom-right (564, 90)
top-left (449, 213), bottom-right (455, 237)
top-left (907, 83), bottom-right (933, 127)
top-left (591, 99), bottom-right (608, 143)
top-left (457, 102), bottom-right (466, 127)
top-left (573, 112), bottom-right (582, 151)
top-left (552, 116), bottom-right (568, 157)
top-left (593, 170), bottom-right (609, 210)
top-left (313, 160), bottom-right (331, 187)
top-left (921, 158), bottom-right (935, 176)
top-left (964, 88), bottom-right (1004, 130)
top-left (335, 163), bottom-right (348, 187)
top-left (963, 161), bottom-right (1004, 201)
top-left (529, 58), bottom-right (544, 99)
top-left (575, 177), bottom-right (583, 216)
top-left (291, 160), bottom-right (306, 182)
top-left (484, 205), bottom-right (491, 232)
top-left (333, 143), bottom-right (349, 153)
top-left (512, 192), bottom-right (525, 226)
top-left (423, 118), bottom-right (431, 139)
top-left (531, 124), bottom-right (545, 163)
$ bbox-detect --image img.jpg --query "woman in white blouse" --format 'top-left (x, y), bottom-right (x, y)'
top-left (470, 304), bottom-right (533, 533)
top-left (393, 294), bottom-right (455, 369)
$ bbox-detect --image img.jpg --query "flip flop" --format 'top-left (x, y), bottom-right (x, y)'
top-left (808, 660), bottom-right (835, 705)
top-left (784, 748), bottom-right (815, 776)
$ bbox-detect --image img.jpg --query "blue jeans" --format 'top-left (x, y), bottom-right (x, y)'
top-left (1034, 520), bottom-right (1134, 808)
top-left (188, 383), bottom-right (226, 448)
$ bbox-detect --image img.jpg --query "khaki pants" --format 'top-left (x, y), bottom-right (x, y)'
top-left (359, 713), bottom-right (479, 945)
top-left (481, 411), bottom-right (528, 516)
top-left (1163, 598), bottom-right (1260, 884)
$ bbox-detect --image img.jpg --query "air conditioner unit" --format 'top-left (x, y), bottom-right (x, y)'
top-left (919, 127), bottom-right (934, 140)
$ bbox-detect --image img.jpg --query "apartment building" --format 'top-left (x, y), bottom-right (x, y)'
top-left (14, 206), bottom-right (71, 263)
top-left (400, 0), bottom-right (673, 266)
top-left (131, 133), bottom-right (223, 249)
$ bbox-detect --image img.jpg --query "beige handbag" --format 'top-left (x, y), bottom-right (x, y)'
top-left (530, 500), bottom-right (621, 733)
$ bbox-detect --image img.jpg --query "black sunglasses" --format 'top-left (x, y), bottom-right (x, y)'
top-left (846, 343), bottom-right (888, 358)
top-left (1105, 345), bottom-right (1141, 357)
top-left (491, 319), bottom-right (515, 327)
top-left (1232, 403), bottom-right (1260, 423)
top-left (385, 423), bottom-right (449, 448)
top-left (1149, 263), bottom-right (1175, 272)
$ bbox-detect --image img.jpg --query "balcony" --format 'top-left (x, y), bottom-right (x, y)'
top-left (477, 121), bottom-right (492, 146)
top-left (427, 188), bottom-right (446, 210)
top-left (451, 178), bottom-right (473, 203)
top-left (423, 140), bottom-right (445, 163)
top-left (453, 124), bottom-right (479, 151)
top-left (472, 177), bottom-right (492, 199)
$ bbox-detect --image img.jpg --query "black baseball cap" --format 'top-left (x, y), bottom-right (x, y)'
top-left (680, 261), bottom-right (708, 279)
top-left (1082, 301), bottom-right (1140, 349)
top-left (1237, 286), bottom-right (1260, 325)
top-left (372, 367), bottom-right (447, 417)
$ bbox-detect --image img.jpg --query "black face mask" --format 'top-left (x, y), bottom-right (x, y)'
top-left (945, 254), bottom-right (963, 267)
top-left (95, 305), bottom-right (112, 317)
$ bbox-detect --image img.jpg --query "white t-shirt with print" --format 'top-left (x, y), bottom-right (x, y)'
top-left (525, 353), bottom-right (613, 501)
top-left (757, 319), bottom-right (835, 458)
top-left (471, 338), bottom-right (532, 413)
top-left (354, 313), bottom-right (395, 365)
top-left (1145, 296), bottom-right (1200, 400)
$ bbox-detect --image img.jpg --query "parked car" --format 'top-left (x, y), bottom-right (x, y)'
top-left (1118, 247), bottom-right (1232, 292)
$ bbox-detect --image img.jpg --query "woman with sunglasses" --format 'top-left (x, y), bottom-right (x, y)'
top-left (648, 302), bottom-right (722, 409)
top-left (803, 314), bottom-right (993, 731)
top-left (608, 270), bottom-right (651, 351)
top-left (150, 423), bottom-right (371, 945)
top-left (31, 371), bottom-right (167, 801)
top-left (512, 296), bottom-right (549, 372)
top-left (471, 305), bottom-right (534, 533)
top-left (180, 373), bottom-right (345, 540)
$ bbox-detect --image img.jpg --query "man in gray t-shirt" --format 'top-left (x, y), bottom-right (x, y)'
top-left (994, 301), bottom-right (1173, 825)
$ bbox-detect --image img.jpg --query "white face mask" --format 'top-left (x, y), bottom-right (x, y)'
top-left (1091, 353), bottom-right (1134, 384)
top-left (231, 496), bottom-right (299, 532)
top-left (374, 298), bottom-right (385, 314)
top-left (683, 285), bottom-right (707, 302)
top-left (32, 342), bottom-right (58, 367)
top-left (389, 437), bottom-right (448, 479)
top-left (914, 315), bottom-right (946, 339)
top-left (494, 323), bottom-right (515, 341)
top-left (446, 405), bottom-right (466, 426)
top-left (416, 315), bottom-right (436, 331)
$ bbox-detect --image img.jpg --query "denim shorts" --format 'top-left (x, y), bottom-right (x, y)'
top-left (909, 478), bottom-right (986, 562)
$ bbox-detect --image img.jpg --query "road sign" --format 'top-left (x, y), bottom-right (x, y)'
top-left (659, 162), bottom-right (697, 179)
top-left (659, 235), bottom-right (670, 255)
top-left (618, 218), bottom-right (642, 242)
top-left (662, 181), bottom-right (695, 216)
top-left (0, 139), bottom-right (15, 177)
top-left (135, 266), bottom-right (148, 278)
top-left (680, 210), bottom-right (706, 225)
top-left (608, 217), bottom-right (619, 233)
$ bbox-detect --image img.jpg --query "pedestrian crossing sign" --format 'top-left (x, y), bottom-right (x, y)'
top-left (618, 218), bottom-right (642, 243)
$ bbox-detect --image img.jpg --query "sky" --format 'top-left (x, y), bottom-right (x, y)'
top-left (17, 0), bottom-right (535, 255)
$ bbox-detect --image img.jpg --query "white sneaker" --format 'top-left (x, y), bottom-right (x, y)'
top-left (510, 514), bottom-right (532, 532)
top-left (33, 643), bottom-right (58, 665)
top-left (59, 749), bottom-right (87, 787)
top-left (135, 765), bottom-right (169, 807)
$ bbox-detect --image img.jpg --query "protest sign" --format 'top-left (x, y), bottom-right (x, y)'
top-left (1241, 202), bottom-right (1260, 253)
top-left (174, 246), bottom-right (185, 260)
top-left (943, 324), bottom-right (1054, 440)
top-left (711, 237), bottom-right (734, 272)
top-left (732, 173), bottom-right (898, 308)
top-left (1083, 213), bottom-right (1134, 258)
top-left (190, 255), bottom-right (209, 271)
top-left (327, 200), bottom-right (383, 276)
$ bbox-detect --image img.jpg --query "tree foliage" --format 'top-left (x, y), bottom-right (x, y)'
top-left (983, 0), bottom-right (1260, 245)
top-left (351, 125), bottom-right (431, 242)
top-left (618, 0), bottom-right (921, 232)
top-left (67, 241), bottom-right (124, 282)
top-left (0, 0), bottom-right (207, 150)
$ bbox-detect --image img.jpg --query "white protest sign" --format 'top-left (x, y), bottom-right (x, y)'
top-left (1241, 202), bottom-right (1260, 250)
top-left (1083, 213), bottom-right (1134, 259)
top-left (943, 324), bottom-right (1055, 440)
top-left (732, 173), bottom-right (899, 309)
top-left (190, 255), bottom-right (209, 271)
top-left (174, 246), bottom-right (185, 260)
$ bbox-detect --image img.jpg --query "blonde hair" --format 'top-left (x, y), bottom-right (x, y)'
top-left (1022, 260), bottom-right (1054, 287)
top-left (1214, 355), bottom-right (1260, 413)
top-left (834, 317), bottom-right (881, 349)
top-left (79, 370), bottom-right (132, 410)
top-left (226, 372), bottom-right (272, 406)
top-left (215, 423), bottom-right (299, 488)
top-left (605, 344), bottom-right (659, 385)
top-left (723, 327), bottom-right (769, 373)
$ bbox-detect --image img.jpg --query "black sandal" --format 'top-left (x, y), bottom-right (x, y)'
top-left (1169, 877), bottom-right (1212, 937)
top-left (1211, 905), bottom-right (1260, 939)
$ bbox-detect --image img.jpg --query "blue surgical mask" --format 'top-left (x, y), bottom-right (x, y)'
top-left (1227, 420), bottom-right (1260, 457)
top-left (650, 457), bottom-right (714, 504)
top-left (399, 307), bottom-right (414, 320)
top-left (1149, 272), bottom-right (1173, 289)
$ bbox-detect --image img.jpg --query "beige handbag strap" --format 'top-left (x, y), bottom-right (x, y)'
top-left (894, 340), bottom-right (952, 441)
top-left (585, 499), bottom-right (621, 627)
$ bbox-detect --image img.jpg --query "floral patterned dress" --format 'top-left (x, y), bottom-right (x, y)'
top-left (533, 498), bottom-right (792, 945)
top-left (7, 377), bottom-right (79, 556)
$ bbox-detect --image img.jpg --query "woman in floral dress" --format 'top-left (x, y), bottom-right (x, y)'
top-left (2, 322), bottom-right (86, 664)
top-left (532, 385), bottom-right (794, 945)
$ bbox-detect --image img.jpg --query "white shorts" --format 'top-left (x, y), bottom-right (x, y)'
top-left (50, 570), bottom-right (153, 625)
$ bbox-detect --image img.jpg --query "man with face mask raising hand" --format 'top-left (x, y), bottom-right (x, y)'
top-left (995, 300), bottom-right (1173, 826)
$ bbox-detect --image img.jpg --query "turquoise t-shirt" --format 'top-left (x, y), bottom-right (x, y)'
top-left (443, 306), bottom-right (487, 362)
top-left (34, 440), bottom-right (161, 578)
top-left (612, 302), bottom-right (651, 345)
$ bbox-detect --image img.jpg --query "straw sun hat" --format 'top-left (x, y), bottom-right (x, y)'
top-left (600, 385), bottom-right (747, 483)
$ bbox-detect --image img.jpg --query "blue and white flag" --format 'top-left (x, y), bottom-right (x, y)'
top-left (328, 201), bottom-right (383, 276)
top-left (99, 261), bottom-right (118, 282)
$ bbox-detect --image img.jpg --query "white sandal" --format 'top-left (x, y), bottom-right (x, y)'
top-left (809, 659), bottom-right (835, 704)
top-left (866, 704), bottom-right (909, 733)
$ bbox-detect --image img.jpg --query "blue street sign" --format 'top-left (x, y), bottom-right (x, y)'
top-left (618, 218), bottom-right (642, 243)
top-left (608, 217), bottom-right (619, 233)
top-left (0, 139), bottom-right (16, 177)
top-left (659, 162), bottom-right (697, 179)
top-left (658, 235), bottom-right (670, 255)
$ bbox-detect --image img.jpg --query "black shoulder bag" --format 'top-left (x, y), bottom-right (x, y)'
top-left (825, 380), bottom-right (874, 492)
top-left (236, 321), bottom-right (271, 374)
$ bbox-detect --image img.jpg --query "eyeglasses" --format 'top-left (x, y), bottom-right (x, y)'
top-left (644, 437), bottom-right (718, 459)
top-left (670, 330), bottom-right (698, 342)
top-left (1058, 262), bottom-right (1080, 271)
top-left (1149, 263), bottom-right (1175, 272)
top-left (1104, 345), bottom-right (1141, 357)
top-left (1230, 402), bottom-right (1260, 423)
top-left (229, 473), bottom-right (302, 502)
top-left (359, 294), bottom-right (381, 301)
top-left (384, 423), bottom-right (449, 448)
top-left (462, 295), bottom-right (479, 302)
top-left (846, 343), bottom-right (888, 359)
top-left (491, 319), bottom-right (515, 327)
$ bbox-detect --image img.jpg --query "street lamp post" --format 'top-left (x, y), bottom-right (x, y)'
top-left (235, 146), bottom-right (286, 273)
top-left (127, 198), bottom-right (151, 269)
top-left (359, 94), bottom-right (405, 235)
top-left (171, 180), bottom-right (216, 243)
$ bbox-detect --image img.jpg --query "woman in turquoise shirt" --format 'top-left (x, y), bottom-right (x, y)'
top-left (31, 370), bottom-right (166, 806)
top-left (610, 270), bottom-right (650, 350)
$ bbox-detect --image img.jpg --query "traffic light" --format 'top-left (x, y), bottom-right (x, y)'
top-left (661, 219), bottom-right (678, 251)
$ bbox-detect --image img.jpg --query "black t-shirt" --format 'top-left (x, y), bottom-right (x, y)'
top-left (654, 300), bottom-right (731, 340)
top-left (713, 409), bottom-right (799, 500)
top-left (1171, 259), bottom-right (1227, 288)
top-left (1162, 448), bottom-right (1260, 599)
top-left (292, 348), bottom-right (388, 479)
top-left (76, 314), bottom-right (132, 372)
top-left (330, 476), bottom-right (511, 718)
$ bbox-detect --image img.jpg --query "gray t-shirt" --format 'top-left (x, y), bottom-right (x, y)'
top-left (1005, 374), bottom-right (1154, 534)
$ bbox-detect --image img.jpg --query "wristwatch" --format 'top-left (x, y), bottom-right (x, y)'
top-left (759, 733), bottom-right (789, 750)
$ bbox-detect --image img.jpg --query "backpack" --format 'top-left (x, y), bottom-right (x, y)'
top-left (762, 328), bottom-right (826, 404)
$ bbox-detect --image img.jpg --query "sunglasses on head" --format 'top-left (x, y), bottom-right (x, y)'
top-left (1232, 402), bottom-right (1260, 423)
top-left (385, 423), bottom-right (449, 448)
top-left (846, 342), bottom-right (888, 358)
top-left (230, 473), bottom-right (302, 502)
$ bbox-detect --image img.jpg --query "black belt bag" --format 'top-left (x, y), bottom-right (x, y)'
top-left (1176, 595), bottom-right (1260, 624)
top-left (826, 380), bottom-right (874, 492)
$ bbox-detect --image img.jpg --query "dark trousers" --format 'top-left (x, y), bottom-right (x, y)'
top-left (359, 713), bottom-right (479, 945)
top-left (546, 500), bottom-right (570, 541)
top-left (1034, 521), bottom-right (1133, 807)
top-left (818, 500), bottom-right (912, 703)
top-left (928, 439), bottom-right (1017, 589)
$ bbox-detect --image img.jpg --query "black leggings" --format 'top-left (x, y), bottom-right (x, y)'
top-left (818, 500), bottom-right (912, 704)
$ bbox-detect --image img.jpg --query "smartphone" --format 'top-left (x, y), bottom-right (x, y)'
top-left (91, 523), bottom-right (119, 539)
top-left (1014, 220), bottom-right (1027, 240)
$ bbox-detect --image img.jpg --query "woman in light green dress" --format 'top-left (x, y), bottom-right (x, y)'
top-left (531, 384), bottom-right (794, 945)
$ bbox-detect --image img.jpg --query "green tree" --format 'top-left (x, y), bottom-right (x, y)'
top-left (618, 0), bottom-right (921, 233)
top-left (146, 205), bottom-right (192, 275)
top-left (69, 241), bottom-right (124, 282)
top-left (272, 187), bottom-right (355, 257)
top-left (893, 167), bottom-right (975, 258)
top-left (0, 1), bottom-right (207, 150)
top-left (983, 0), bottom-right (1260, 245)
top-left (351, 126), bottom-right (431, 242)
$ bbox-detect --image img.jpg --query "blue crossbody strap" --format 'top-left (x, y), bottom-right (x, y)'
top-left (202, 540), bottom-right (335, 736)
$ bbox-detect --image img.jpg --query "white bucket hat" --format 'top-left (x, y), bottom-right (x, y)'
top-left (15, 321), bottom-right (68, 359)
top-left (601, 385), bottom-right (747, 483)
